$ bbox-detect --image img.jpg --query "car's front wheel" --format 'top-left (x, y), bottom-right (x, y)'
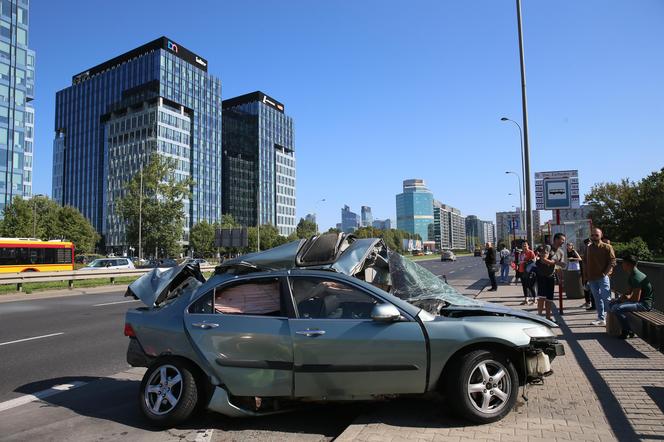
top-left (139, 358), bottom-right (199, 427)
top-left (446, 349), bottom-right (519, 423)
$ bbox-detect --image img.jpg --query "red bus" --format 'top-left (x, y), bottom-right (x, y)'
top-left (0, 238), bottom-right (75, 272)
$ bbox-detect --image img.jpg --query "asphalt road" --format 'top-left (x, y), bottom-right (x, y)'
top-left (0, 256), bottom-right (488, 441)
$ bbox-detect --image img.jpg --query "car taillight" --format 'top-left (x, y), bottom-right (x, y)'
top-left (124, 323), bottom-right (136, 337)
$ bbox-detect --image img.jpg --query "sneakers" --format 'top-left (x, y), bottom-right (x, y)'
top-left (591, 319), bottom-right (606, 326)
top-left (487, 288), bottom-right (497, 292)
top-left (586, 306), bottom-right (596, 311)
top-left (581, 302), bottom-right (590, 308)
top-left (519, 300), bottom-right (528, 305)
top-left (527, 298), bottom-right (536, 305)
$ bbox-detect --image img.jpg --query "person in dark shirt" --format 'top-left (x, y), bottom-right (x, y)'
top-left (485, 242), bottom-right (497, 291)
top-left (610, 254), bottom-right (654, 339)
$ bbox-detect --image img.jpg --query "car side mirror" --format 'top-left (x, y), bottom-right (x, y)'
top-left (371, 304), bottom-right (401, 322)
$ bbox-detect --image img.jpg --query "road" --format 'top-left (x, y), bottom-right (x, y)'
top-left (0, 256), bottom-right (487, 441)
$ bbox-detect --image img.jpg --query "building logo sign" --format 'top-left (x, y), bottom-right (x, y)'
top-left (195, 56), bottom-right (207, 67)
top-left (167, 41), bottom-right (179, 53)
top-left (262, 95), bottom-right (284, 111)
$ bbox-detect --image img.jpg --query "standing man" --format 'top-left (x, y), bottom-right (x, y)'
top-left (536, 233), bottom-right (566, 322)
top-left (485, 242), bottom-right (497, 292)
top-left (610, 254), bottom-right (653, 339)
top-left (583, 228), bottom-right (617, 326)
top-left (499, 244), bottom-right (511, 283)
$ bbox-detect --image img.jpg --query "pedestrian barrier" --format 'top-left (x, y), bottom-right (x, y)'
top-left (0, 265), bottom-right (217, 292)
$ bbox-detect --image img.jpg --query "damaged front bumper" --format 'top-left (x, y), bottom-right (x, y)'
top-left (523, 339), bottom-right (565, 380)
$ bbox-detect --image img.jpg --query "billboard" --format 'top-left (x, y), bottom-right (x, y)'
top-left (535, 170), bottom-right (580, 210)
top-left (215, 227), bottom-right (249, 248)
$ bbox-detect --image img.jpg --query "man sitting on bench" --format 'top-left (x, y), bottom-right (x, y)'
top-left (610, 254), bottom-right (654, 339)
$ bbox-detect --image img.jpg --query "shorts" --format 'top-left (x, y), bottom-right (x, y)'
top-left (537, 275), bottom-right (555, 301)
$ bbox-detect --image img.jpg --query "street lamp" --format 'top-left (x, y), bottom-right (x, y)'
top-left (500, 117), bottom-right (525, 206)
top-left (313, 198), bottom-right (326, 234)
top-left (505, 171), bottom-right (523, 233)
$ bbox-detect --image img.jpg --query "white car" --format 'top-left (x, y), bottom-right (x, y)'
top-left (81, 258), bottom-right (135, 270)
top-left (441, 250), bottom-right (457, 262)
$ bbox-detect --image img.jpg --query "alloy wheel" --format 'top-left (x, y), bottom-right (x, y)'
top-left (144, 364), bottom-right (184, 416)
top-left (466, 359), bottom-right (512, 414)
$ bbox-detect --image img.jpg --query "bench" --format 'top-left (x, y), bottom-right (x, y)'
top-left (626, 311), bottom-right (664, 351)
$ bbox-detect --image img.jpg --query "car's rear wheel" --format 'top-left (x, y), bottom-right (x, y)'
top-left (446, 349), bottom-right (518, 423)
top-left (139, 358), bottom-right (198, 427)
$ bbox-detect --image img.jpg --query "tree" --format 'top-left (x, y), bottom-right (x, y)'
top-left (189, 221), bottom-right (216, 258)
top-left (0, 196), bottom-right (99, 254)
top-left (296, 218), bottom-right (317, 239)
top-left (117, 154), bottom-right (193, 258)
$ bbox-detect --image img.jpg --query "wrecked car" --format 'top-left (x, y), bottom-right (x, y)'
top-left (124, 233), bottom-right (564, 426)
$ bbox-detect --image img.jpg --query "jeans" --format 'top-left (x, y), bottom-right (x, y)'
top-left (589, 275), bottom-right (611, 321)
top-left (611, 302), bottom-right (649, 333)
top-left (521, 271), bottom-right (536, 299)
top-left (487, 266), bottom-right (497, 289)
top-left (500, 264), bottom-right (510, 282)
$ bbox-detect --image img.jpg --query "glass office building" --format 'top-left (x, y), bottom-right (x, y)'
top-left (340, 205), bottom-right (359, 233)
top-left (396, 179), bottom-right (433, 240)
top-left (0, 0), bottom-right (34, 211)
top-left (53, 37), bottom-right (222, 246)
top-left (222, 92), bottom-right (296, 236)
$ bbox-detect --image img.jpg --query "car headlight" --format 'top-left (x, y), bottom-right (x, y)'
top-left (523, 326), bottom-right (555, 339)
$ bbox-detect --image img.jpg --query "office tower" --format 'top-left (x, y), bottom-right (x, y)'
top-left (222, 91), bottom-right (296, 236)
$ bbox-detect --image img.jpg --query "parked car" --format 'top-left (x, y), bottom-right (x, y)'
top-left (441, 250), bottom-right (457, 261)
top-left (124, 233), bottom-right (563, 427)
top-left (424, 250), bottom-right (433, 255)
top-left (81, 258), bottom-right (135, 270)
top-left (183, 258), bottom-right (210, 266)
top-left (139, 258), bottom-right (178, 269)
top-left (474, 248), bottom-right (482, 257)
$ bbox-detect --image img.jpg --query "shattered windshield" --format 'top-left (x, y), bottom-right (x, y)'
top-left (388, 251), bottom-right (481, 307)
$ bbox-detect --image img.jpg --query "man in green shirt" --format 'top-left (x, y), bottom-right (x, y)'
top-left (610, 254), bottom-right (654, 339)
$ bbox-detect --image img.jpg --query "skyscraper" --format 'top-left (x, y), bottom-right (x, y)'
top-left (341, 205), bottom-right (359, 233)
top-left (222, 91), bottom-right (296, 236)
top-left (0, 0), bottom-right (34, 209)
top-left (53, 37), bottom-right (222, 247)
top-left (434, 201), bottom-right (466, 250)
top-left (360, 205), bottom-right (373, 227)
top-left (396, 179), bottom-right (433, 240)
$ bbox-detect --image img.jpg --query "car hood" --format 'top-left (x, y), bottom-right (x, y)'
top-left (125, 262), bottom-right (206, 307)
top-left (440, 300), bottom-right (557, 327)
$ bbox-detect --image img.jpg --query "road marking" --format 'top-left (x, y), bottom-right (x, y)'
top-left (195, 429), bottom-right (214, 442)
top-left (92, 299), bottom-right (139, 307)
top-left (449, 271), bottom-right (456, 274)
top-left (0, 381), bottom-right (87, 412)
top-left (0, 332), bottom-right (64, 347)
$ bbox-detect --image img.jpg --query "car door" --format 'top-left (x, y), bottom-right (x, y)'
top-left (287, 274), bottom-right (428, 398)
top-left (183, 276), bottom-right (294, 397)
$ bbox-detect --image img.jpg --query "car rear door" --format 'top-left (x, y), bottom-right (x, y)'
top-left (183, 275), bottom-right (294, 397)
top-left (287, 274), bottom-right (428, 398)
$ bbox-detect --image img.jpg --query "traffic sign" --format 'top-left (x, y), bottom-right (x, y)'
top-left (535, 170), bottom-right (579, 210)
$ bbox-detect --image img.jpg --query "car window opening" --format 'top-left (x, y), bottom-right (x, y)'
top-left (214, 280), bottom-right (281, 316)
top-left (291, 277), bottom-right (379, 320)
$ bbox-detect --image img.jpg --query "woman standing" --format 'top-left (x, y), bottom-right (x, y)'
top-left (518, 242), bottom-right (537, 305)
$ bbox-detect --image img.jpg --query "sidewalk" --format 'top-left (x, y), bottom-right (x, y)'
top-left (336, 280), bottom-right (664, 442)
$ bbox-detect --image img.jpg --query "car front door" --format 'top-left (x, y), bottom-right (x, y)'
top-left (183, 276), bottom-right (294, 397)
top-left (287, 275), bottom-right (428, 398)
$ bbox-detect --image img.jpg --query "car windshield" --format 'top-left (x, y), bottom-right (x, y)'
top-left (88, 259), bottom-right (109, 267)
top-left (388, 251), bottom-right (480, 306)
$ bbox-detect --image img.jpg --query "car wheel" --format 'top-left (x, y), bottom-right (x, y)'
top-left (446, 349), bottom-right (518, 423)
top-left (139, 358), bottom-right (199, 427)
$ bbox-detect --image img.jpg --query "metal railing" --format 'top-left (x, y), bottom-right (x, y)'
top-left (0, 265), bottom-right (217, 292)
top-left (610, 259), bottom-right (663, 313)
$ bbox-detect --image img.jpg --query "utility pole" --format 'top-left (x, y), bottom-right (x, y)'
top-left (256, 181), bottom-right (261, 252)
top-left (138, 162), bottom-right (143, 261)
top-left (516, 0), bottom-right (534, 245)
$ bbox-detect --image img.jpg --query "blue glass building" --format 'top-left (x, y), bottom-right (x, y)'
top-left (341, 205), bottom-right (359, 233)
top-left (222, 92), bottom-right (296, 236)
top-left (52, 37), bottom-right (222, 246)
top-left (396, 179), bottom-right (433, 240)
top-left (0, 0), bottom-right (34, 210)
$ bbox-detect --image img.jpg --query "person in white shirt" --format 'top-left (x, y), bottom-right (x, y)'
top-left (499, 245), bottom-right (512, 283)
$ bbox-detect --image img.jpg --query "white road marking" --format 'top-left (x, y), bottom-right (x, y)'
top-left (0, 332), bottom-right (64, 347)
top-left (92, 299), bottom-right (139, 307)
top-left (0, 381), bottom-right (87, 412)
top-left (195, 429), bottom-right (214, 442)
top-left (449, 271), bottom-right (456, 274)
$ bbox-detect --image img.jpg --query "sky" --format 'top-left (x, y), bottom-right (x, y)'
top-left (30, 0), bottom-right (664, 230)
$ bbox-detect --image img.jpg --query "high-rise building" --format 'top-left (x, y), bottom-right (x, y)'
top-left (305, 213), bottom-right (316, 224)
top-left (372, 218), bottom-right (391, 230)
top-left (0, 0), bottom-right (34, 210)
top-left (222, 91), bottom-right (296, 236)
top-left (466, 215), bottom-right (495, 248)
top-left (434, 201), bottom-right (466, 249)
top-left (341, 205), bottom-right (359, 233)
top-left (360, 205), bottom-right (373, 227)
top-left (396, 179), bottom-right (433, 240)
top-left (53, 37), bottom-right (222, 249)
top-left (496, 209), bottom-right (539, 245)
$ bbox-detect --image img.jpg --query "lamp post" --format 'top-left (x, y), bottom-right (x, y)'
top-left (138, 162), bottom-right (143, 261)
top-left (313, 198), bottom-right (326, 234)
top-left (500, 117), bottom-right (525, 210)
top-left (505, 171), bottom-right (523, 234)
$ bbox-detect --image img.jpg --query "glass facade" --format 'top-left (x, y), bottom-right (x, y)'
top-left (0, 0), bottom-right (34, 211)
top-left (340, 204), bottom-right (359, 233)
top-left (53, 37), bottom-right (222, 245)
top-left (222, 92), bottom-right (296, 236)
top-left (396, 179), bottom-right (433, 240)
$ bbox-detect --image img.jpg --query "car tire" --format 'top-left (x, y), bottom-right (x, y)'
top-left (139, 358), bottom-right (199, 427)
top-left (446, 349), bottom-right (519, 424)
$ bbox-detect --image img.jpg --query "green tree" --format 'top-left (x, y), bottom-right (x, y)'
top-left (117, 154), bottom-right (193, 258)
top-left (0, 196), bottom-right (99, 254)
top-left (189, 221), bottom-right (216, 258)
top-left (612, 237), bottom-right (654, 262)
top-left (296, 218), bottom-right (317, 239)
